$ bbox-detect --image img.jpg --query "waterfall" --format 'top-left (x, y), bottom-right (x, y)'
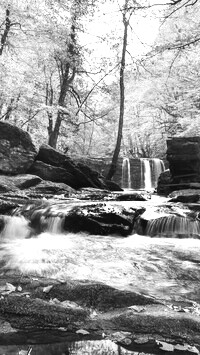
top-left (146, 215), bottom-right (200, 238)
top-left (141, 158), bottom-right (152, 190)
top-left (122, 158), bottom-right (131, 189)
top-left (1, 216), bottom-right (31, 240)
top-left (151, 158), bottom-right (165, 188)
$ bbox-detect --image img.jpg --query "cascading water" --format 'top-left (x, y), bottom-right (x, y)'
top-left (122, 157), bottom-right (131, 189)
top-left (151, 158), bottom-right (165, 188)
top-left (141, 158), bottom-right (152, 191)
top-left (121, 157), bottom-right (165, 190)
top-left (146, 215), bottom-right (200, 238)
top-left (1, 198), bottom-right (200, 354)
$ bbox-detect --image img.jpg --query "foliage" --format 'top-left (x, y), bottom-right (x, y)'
top-left (0, 0), bottom-right (200, 159)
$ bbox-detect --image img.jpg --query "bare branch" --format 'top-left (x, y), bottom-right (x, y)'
top-left (75, 63), bottom-right (120, 116)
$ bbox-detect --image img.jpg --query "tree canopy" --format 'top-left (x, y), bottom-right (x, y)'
top-left (0, 0), bottom-right (199, 160)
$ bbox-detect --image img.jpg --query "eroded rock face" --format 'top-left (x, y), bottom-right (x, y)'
top-left (167, 137), bottom-right (200, 185)
top-left (35, 144), bottom-right (106, 189)
top-left (0, 174), bottom-right (42, 193)
top-left (28, 161), bottom-right (76, 188)
top-left (0, 122), bottom-right (37, 174)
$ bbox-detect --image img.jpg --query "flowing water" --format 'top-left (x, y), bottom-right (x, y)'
top-left (0, 197), bottom-right (200, 354)
top-left (1, 210), bottom-right (200, 302)
top-left (121, 158), bottom-right (165, 190)
top-left (0, 339), bottom-right (155, 354)
top-left (122, 158), bottom-right (131, 189)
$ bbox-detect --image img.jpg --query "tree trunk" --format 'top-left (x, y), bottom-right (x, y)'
top-left (48, 111), bottom-right (62, 148)
top-left (0, 9), bottom-right (11, 55)
top-left (48, 23), bottom-right (76, 149)
top-left (106, 10), bottom-right (128, 180)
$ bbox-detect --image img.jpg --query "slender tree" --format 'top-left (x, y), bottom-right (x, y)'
top-left (47, 4), bottom-right (78, 148)
top-left (107, 0), bottom-right (133, 179)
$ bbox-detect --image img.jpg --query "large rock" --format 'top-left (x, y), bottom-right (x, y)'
top-left (35, 144), bottom-right (105, 189)
top-left (27, 180), bottom-right (75, 196)
top-left (28, 161), bottom-right (76, 188)
top-left (0, 174), bottom-right (42, 193)
top-left (157, 169), bottom-right (172, 195)
top-left (16, 201), bottom-right (143, 237)
top-left (167, 137), bottom-right (200, 184)
top-left (0, 121), bottom-right (37, 174)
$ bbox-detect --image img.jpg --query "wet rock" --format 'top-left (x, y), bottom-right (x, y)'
top-left (62, 203), bottom-right (139, 236)
top-left (0, 175), bottom-right (20, 193)
top-left (0, 200), bottom-right (19, 214)
top-left (157, 169), bottom-right (172, 195)
top-left (27, 180), bottom-right (75, 196)
top-left (104, 179), bottom-right (123, 191)
top-left (71, 189), bottom-right (148, 202)
top-left (0, 121), bottom-right (37, 174)
top-left (10, 174), bottom-right (42, 189)
top-left (166, 137), bottom-right (200, 192)
top-left (27, 161), bottom-right (76, 188)
top-left (0, 294), bottom-right (88, 329)
top-left (0, 274), bottom-right (199, 350)
top-left (135, 205), bottom-right (200, 238)
top-left (16, 200), bottom-right (142, 236)
top-left (35, 144), bottom-right (104, 189)
top-left (71, 188), bottom-right (110, 200)
top-left (169, 194), bottom-right (200, 203)
top-left (31, 280), bottom-right (158, 311)
top-left (0, 174), bottom-right (42, 193)
top-left (114, 192), bottom-right (149, 201)
top-left (169, 189), bottom-right (200, 200)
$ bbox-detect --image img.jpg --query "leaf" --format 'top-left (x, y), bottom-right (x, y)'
top-left (156, 340), bottom-right (174, 352)
top-left (174, 344), bottom-right (199, 354)
top-left (43, 285), bottom-right (53, 293)
top-left (128, 305), bottom-right (145, 312)
top-left (76, 329), bottom-right (90, 335)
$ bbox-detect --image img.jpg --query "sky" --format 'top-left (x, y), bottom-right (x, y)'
top-left (80, 1), bottom-right (166, 59)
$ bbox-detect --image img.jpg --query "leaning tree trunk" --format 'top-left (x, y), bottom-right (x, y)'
top-left (48, 19), bottom-right (76, 149)
top-left (106, 11), bottom-right (129, 180)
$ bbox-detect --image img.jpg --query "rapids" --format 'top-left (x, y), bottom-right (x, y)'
top-left (1, 206), bottom-right (200, 303)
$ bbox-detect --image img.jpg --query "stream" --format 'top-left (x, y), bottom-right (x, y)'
top-left (0, 195), bottom-right (200, 354)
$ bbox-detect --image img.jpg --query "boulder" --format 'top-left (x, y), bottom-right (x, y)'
top-left (105, 179), bottom-right (123, 191)
top-left (157, 169), bottom-right (172, 195)
top-left (0, 174), bottom-right (42, 193)
top-left (168, 189), bottom-right (200, 203)
top-left (167, 137), bottom-right (200, 184)
top-left (35, 144), bottom-right (104, 189)
top-left (27, 160), bottom-right (76, 188)
top-left (27, 180), bottom-right (75, 196)
top-left (0, 175), bottom-right (19, 193)
top-left (17, 201), bottom-right (142, 236)
top-left (0, 121), bottom-right (37, 174)
top-left (10, 174), bottom-right (42, 189)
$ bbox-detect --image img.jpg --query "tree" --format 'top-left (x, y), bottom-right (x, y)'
top-left (107, 0), bottom-right (133, 180)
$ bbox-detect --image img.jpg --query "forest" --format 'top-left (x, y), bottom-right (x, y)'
top-left (0, 0), bottom-right (200, 164)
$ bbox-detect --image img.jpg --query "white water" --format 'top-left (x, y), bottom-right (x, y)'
top-left (151, 158), bottom-right (165, 188)
top-left (1, 215), bottom-right (200, 302)
top-left (122, 158), bottom-right (131, 189)
top-left (141, 159), bottom-right (152, 191)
